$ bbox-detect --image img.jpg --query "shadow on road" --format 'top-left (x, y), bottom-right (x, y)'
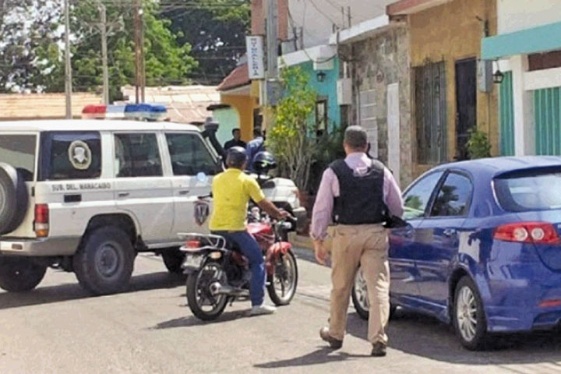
top-left (345, 309), bottom-right (561, 365)
top-left (0, 271), bottom-right (185, 311)
top-left (254, 347), bottom-right (370, 369)
top-left (152, 309), bottom-right (248, 329)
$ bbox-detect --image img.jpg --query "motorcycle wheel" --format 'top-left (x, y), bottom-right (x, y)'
top-left (186, 261), bottom-right (228, 321)
top-left (351, 267), bottom-right (396, 321)
top-left (267, 249), bottom-right (298, 306)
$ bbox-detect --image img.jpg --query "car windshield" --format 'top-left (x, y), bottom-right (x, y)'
top-left (494, 167), bottom-right (561, 212)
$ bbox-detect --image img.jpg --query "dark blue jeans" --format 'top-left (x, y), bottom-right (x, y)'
top-left (212, 230), bottom-right (265, 306)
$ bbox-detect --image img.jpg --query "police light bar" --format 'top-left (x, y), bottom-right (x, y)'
top-left (81, 103), bottom-right (167, 121)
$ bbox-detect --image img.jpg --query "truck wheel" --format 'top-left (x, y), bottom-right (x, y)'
top-left (0, 164), bottom-right (29, 235)
top-left (0, 257), bottom-right (47, 292)
top-left (161, 248), bottom-right (184, 273)
top-left (74, 226), bottom-right (135, 295)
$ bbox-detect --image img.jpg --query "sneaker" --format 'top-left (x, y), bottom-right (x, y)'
top-left (249, 304), bottom-right (277, 316)
top-left (319, 327), bottom-right (343, 349)
top-left (371, 342), bottom-right (387, 357)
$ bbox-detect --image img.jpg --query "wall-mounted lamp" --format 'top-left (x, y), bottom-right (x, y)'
top-left (316, 71), bottom-right (326, 82)
top-left (493, 69), bottom-right (504, 84)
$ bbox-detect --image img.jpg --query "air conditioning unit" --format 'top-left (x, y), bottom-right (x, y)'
top-left (337, 78), bottom-right (352, 106)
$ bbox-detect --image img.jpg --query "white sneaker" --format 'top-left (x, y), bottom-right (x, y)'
top-left (249, 304), bottom-right (277, 316)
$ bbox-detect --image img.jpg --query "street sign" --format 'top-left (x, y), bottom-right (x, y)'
top-left (246, 36), bottom-right (265, 80)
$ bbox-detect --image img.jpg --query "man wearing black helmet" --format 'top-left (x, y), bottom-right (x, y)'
top-left (209, 146), bottom-right (289, 316)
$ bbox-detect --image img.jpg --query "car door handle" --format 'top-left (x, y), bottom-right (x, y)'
top-left (118, 192), bottom-right (130, 198)
top-left (443, 228), bottom-right (457, 237)
top-left (178, 190), bottom-right (190, 195)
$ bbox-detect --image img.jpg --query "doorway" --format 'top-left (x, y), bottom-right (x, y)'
top-left (455, 58), bottom-right (477, 160)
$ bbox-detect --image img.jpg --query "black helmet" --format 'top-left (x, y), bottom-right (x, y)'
top-left (253, 151), bottom-right (277, 173)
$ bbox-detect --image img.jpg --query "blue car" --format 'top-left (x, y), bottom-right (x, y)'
top-left (352, 156), bottom-right (561, 350)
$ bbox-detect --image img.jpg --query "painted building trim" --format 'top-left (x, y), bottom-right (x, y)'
top-left (279, 45), bottom-right (337, 68)
top-left (328, 15), bottom-right (391, 44)
top-left (524, 67), bottom-right (561, 91)
top-left (482, 20), bottom-right (561, 60)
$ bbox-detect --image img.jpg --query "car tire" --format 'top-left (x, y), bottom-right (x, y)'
top-left (0, 257), bottom-right (47, 292)
top-left (453, 276), bottom-right (490, 351)
top-left (352, 269), bottom-right (396, 321)
top-left (0, 163), bottom-right (29, 235)
top-left (74, 226), bottom-right (135, 296)
top-left (161, 248), bottom-right (184, 273)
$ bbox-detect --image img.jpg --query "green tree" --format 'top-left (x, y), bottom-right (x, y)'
top-left (0, 0), bottom-right (62, 92)
top-left (61, 0), bottom-right (196, 100)
top-left (267, 66), bottom-right (318, 192)
top-left (161, 0), bottom-right (250, 85)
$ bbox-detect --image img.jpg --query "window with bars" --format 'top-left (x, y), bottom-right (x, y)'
top-left (414, 61), bottom-right (447, 164)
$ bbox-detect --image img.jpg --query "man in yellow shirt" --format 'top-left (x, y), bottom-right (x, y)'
top-left (209, 146), bottom-right (288, 316)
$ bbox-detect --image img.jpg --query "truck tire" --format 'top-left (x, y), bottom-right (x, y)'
top-left (74, 226), bottom-right (135, 295)
top-left (0, 163), bottom-right (29, 235)
top-left (161, 248), bottom-right (184, 273)
top-left (0, 257), bottom-right (47, 292)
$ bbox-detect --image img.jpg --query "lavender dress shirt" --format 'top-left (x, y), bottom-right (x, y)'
top-left (310, 153), bottom-right (405, 241)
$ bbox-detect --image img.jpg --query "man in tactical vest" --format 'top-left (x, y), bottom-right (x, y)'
top-left (310, 125), bottom-right (404, 357)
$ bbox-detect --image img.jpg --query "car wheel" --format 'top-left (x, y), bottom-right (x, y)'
top-left (161, 248), bottom-right (184, 273)
top-left (0, 257), bottom-right (47, 292)
top-left (453, 276), bottom-right (490, 350)
top-left (0, 164), bottom-right (29, 235)
top-left (352, 267), bottom-right (396, 320)
top-left (74, 227), bottom-right (135, 295)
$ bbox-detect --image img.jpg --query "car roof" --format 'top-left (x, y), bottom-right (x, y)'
top-left (432, 156), bottom-right (561, 178)
top-left (0, 119), bottom-right (201, 133)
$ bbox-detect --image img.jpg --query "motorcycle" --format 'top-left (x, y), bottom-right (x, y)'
top-left (179, 200), bottom-right (299, 321)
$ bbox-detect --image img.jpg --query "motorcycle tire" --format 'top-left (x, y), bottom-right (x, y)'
top-left (267, 250), bottom-right (298, 306)
top-left (186, 262), bottom-right (228, 321)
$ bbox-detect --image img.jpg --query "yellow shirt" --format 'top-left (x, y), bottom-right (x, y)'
top-left (209, 168), bottom-right (266, 231)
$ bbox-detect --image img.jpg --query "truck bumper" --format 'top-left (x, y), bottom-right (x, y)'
top-left (0, 237), bottom-right (80, 257)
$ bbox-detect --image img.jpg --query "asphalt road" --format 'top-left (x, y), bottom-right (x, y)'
top-left (1, 248), bottom-right (561, 374)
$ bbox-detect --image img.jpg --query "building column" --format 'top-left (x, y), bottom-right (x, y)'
top-left (511, 55), bottom-right (535, 156)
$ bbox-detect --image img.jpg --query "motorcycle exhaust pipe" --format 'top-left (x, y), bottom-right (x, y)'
top-left (210, 282), bottom-right (248, 297)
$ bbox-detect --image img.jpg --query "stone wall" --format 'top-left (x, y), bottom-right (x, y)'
top-left (348, 25), bottom-right (414, 187)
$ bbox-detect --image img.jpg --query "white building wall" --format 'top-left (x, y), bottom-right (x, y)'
top-left (287, 0), bottom-right (392, 49)
top-left (497, 0), bottom-right (561, 34)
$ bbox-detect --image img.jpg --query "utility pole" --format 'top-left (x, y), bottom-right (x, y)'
top-left (262, 0), bottom-right (279, 130)
top-left (99, 3), bottom-right (109, 105)
top-left (266, 0), bottom-right (278, 82)
top-left (139, 7), bottom-right (145, 103)
top-left (134, 0), bottom-right (141, 104)
top-left (64, 0), bottom-right (72, 119)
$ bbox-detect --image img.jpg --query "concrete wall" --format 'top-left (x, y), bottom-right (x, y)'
top-left (409, 0), bottom-right (499, 175)
top-left (298, 59), bottom-right (341, 131)
top-left (349, 26), bottom-right (413, 187)
top-left (212, 107), bottom-right (241, 146)
top-left (219, 94), bottom-right (259, 142)
top-left (497, 0), bottom-right (561, 34)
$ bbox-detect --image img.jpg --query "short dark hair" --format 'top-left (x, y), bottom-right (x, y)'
top-left (344, 125), bottom-right (368, 150)
top-left (232, 128), bottom-right (240, 135)
top-left (253, 128), bottom-right (262, 137)
top-left (226, 146), bottom-right (247, 169)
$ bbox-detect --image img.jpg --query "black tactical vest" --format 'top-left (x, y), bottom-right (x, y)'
top-left (330, 159), bottom-right (385, 225)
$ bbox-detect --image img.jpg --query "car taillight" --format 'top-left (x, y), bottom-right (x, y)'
top-left (34, 204), bottom-right (49, 238)
top-left (494, 222), bottom-right (560, 244)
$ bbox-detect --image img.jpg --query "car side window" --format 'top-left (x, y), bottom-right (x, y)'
top-left (42, 131), bottom-right (102, 181)
top-left (430, 172), bottom-right (473, 217)
top-left (402, 171), bottom-right (444, 220)
top-left (114, 133), bottom-right (162, 177)
top-left (165, 133), bottom-right (219, 176)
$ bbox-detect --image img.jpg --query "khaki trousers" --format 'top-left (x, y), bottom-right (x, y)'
top-left (328, 224), bottom-right (390, 344)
